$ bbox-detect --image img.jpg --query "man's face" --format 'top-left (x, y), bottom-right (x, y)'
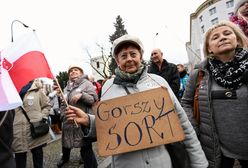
top-left (177, 65), bottom-right (184, 73)
top-left (151, 49), bottom-right (163, 64)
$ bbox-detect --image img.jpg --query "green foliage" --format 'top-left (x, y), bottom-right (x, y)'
top-left (109, 15), bottom-right (128, 75)
top-left (56, 71), bottom-right (69, 90)
top-left (109, 57), bottom-right (117, 75)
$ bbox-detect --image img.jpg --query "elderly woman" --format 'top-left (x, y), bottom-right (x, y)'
top-left (181, 21), bottom-right (248, 168)
top-left (65, 34), bottom-right (208, 168)
top-left (57, 65), bottom-right (98, 168)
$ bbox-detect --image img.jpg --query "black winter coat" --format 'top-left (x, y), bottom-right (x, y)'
top-left (0, 110), bottom-right (16, 168)
top-left (148, 59), bottom-right (180, 98)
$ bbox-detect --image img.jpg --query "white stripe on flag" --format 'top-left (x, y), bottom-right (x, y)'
top-left (0, 63), bottom-right (22, 111)
top-left (1, 31), bottom-right (42, 63)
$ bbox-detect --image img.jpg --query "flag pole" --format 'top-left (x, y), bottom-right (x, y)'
top-left (53, 78), bottom-right (79, 128)
top-left (0, 111), bottom-right (9, 127)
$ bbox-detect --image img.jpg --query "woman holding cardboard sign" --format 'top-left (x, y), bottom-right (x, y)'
top-left (66, 34), bottom-right (208, 168)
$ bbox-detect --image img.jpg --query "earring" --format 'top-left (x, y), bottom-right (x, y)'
top-left (208, 52), bottom-right (215, 60)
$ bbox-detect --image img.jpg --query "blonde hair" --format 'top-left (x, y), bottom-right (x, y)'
top-left (203, 21), bottom-right (248, 58)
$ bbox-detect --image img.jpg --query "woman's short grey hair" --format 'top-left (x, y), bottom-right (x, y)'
top-left (203, 21), bottom-right (248, 58)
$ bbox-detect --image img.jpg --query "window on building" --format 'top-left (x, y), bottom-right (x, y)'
top-left (199, 15), bottom-right (203, 22)
top-left (96, 61), bottom-right (100, 68)
top-left (211, 18), bottom-right (219, 25)
top-left (228, 12), bottom-right (234, 17)
top-left (201, 25), bottom-right (205, 33)
top-left (226, 0), bottom-right (234, 8)
top-left (208, 1), bottom-right (213, 5)
top-left (209, 7), bottom-right (216, 15)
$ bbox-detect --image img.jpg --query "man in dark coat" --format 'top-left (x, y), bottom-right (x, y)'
top-left (148, 48), bottom-right (180, 99)
top-left (0, 110), bottom-right (16, 168)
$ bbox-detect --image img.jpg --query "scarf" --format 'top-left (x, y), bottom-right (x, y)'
top-left (209, 48), bottom-right (248, 90)
top-left (113, 64), bottom-right (145, 86)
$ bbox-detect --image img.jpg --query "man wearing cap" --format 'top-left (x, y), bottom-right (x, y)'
top-left (64, 35), bottom-right (208, 168)
top-left (57, 65), bottom-right (98, 168)
top-left (148, 48), bottom-right (180, 99)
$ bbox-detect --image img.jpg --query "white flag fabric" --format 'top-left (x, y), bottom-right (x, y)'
top-left (0, 54), bottom-right (22, 111)
top-left (2, 30), bottom-right (53, 93)
top-left (0, 30), bottom-right (53, 111)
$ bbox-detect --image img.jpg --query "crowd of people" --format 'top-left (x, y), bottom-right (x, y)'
top-left (65, 34), bottom-right (208, 168)
top-left (1, 1), bottom-right (248, 168)
top-left (65, 22), bottom-right (247, 168)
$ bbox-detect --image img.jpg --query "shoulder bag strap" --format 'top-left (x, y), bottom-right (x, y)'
top-left (123, 86), bottom-right (131, 95)
top-left (20, 106), bottom-right (32, 124)
top-left (0, 111), bottom-right (9, 127)
top-left (193, 70), bottom-right (204, 124)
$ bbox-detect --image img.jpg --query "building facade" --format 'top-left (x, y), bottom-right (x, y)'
top-left (90, 55), bottom-right (110, 81)
top-left (187, 0), bottom-right (234, 70)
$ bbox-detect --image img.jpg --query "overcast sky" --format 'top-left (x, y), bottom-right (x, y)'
top-left (0, 0), bottom-right (205, 76)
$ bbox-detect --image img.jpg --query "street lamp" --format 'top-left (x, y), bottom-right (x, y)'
top-left (153, 33), bottom-right (159, 48)
top-left (11, 20), bottom-right (29, 42)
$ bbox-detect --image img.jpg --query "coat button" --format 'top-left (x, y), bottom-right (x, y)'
top-left (225, 91), bottom-right (232, 98)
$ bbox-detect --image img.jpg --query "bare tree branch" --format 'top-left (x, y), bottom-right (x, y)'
top-left (82, 43), bottom-right (111, 79)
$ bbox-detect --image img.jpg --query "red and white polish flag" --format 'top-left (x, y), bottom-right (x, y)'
top-left (0, 30), bottom-right (54, 111)
top-left (0, 54), bottom-right (22, 111)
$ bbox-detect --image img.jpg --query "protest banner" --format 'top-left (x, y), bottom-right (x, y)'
top-left (93, 87), bottom-right (185, 156)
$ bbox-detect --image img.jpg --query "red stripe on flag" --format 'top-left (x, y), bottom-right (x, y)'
top-left (9, 51), bottom-right (54, 92)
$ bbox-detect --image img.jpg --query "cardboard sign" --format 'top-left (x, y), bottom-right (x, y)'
top-left (93, 87), bottom-right (185, 156)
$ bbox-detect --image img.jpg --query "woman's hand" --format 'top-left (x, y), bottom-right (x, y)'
top-left (65, 105), bottom-right (89, 126)
top-left (70, 93), bottom-right (83, 104)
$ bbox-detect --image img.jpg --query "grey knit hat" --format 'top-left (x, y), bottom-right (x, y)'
top-left (234, 0), bottom-right (248, 14)
top-left (112, 34), bottom-right (144, 57)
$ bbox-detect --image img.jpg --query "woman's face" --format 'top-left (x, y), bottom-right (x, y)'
top-left (238, 2), bottom-right (248, 19)
top-left (69, 68), bottom-right (82, 81)
top-left (115, 46), bottom-right (142, 74)
top-left (208, 26), bottom-right (238, 56)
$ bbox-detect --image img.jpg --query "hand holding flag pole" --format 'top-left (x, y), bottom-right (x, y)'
top-left (53, 78), bottom-right (79, 128)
